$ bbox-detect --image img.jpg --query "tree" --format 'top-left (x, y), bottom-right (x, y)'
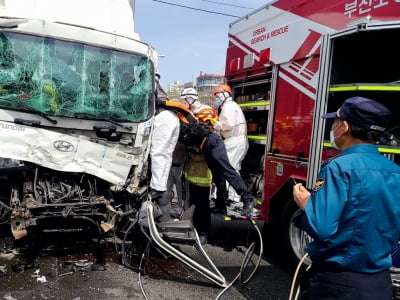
top-left (166, 87), bottom-right (182, 101)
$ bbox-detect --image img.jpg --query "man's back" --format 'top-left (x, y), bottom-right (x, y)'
top-left (306, 144), bottom-right (400, 272)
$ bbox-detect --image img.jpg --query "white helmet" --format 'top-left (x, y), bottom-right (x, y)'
top-left (180, 88), bottom-right (198, 100)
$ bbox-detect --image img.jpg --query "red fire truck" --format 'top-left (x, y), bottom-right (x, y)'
top-left (224, 0), bottom-right (400, 266)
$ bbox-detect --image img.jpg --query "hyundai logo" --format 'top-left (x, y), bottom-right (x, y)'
top-left (53, 140), bottom-right (74, 152)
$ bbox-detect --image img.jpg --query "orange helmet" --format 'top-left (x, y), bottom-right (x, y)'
top-left (213, 83), bottom-right (232, 96)
top-left (196, 108), bottom-right (218, 125)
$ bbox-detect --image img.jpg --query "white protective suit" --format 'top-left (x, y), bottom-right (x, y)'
top-left (150, 109), bottom-right (180, 192)
top-left (214, 96), bottom-right (248, 202)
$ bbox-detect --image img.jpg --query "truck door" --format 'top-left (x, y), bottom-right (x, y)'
top-left (311, 21), bottom-right (400, 187)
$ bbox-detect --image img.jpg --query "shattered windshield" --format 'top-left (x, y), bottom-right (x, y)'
top-left (0, 32), bottom-right (153, 122)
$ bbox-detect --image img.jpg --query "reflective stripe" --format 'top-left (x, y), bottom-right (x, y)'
top-left (184, 169), bottom-right (212, 185)
top-left (329, 85), bottom-right (400, 92)
top-left (238, 100), bottom-right (270, 107)
top-left (323, 142), bottom-right (400, 154)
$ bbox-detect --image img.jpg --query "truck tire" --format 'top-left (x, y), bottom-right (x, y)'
top-left (279, 199), bottom-right (312, 270)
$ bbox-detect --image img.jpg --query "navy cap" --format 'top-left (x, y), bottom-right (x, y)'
top-left (321, 96), bottom-right (391, 131)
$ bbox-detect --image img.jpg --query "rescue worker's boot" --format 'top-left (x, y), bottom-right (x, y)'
top-left (11, 257), bottom-right (34, 273)
top-left (211, 195), bottom-right (227, 215)
top-left (241, 194), bottom-right (255, 216)
top-left (211, 205), bottom-right (227, 215)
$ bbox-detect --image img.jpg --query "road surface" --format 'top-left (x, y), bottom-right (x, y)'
top-left (0, 216), bottom-right (293, 300)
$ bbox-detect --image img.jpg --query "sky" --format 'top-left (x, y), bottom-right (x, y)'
top-left (134, 0), bottom-right (269, 87)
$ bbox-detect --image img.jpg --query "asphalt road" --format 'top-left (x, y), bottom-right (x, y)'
top-left (0, 216), bottom-right (293, 300)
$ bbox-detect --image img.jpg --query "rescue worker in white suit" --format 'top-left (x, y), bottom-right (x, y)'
top-left (149, 72), bottom-right (180, 222)
top-left (156, 93), bottom-right (255, 217)
top-left (213, 83), bottom-right (249, 210)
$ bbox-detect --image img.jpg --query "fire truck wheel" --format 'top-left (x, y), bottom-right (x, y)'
top-left (279, 200), bottom-right (312, 270)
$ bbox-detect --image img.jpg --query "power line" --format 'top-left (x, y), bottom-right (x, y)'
top-left (151, 0), bottom-right (241, 18)
top-left (201, 0), bottom-right (255, 10)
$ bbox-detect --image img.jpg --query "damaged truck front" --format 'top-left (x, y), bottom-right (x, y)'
top-left (0, 1), bottom-right (157, 244)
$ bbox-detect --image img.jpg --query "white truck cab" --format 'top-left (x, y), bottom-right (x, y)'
top-left (0, 0), bottom-right (158, 240)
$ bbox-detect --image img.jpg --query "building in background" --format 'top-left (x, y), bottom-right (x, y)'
top-left (196, 72), bottom-right (225, 107)
top-left (166, 80), bottom-right (183, 101)
top-left (183, 82), bottom-right (196, 89)
top-left (166, 73), bottom-right (225, 106)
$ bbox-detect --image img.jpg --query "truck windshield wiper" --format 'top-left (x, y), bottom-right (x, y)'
top-left (17, 102), bottom-right (58, 124)
top-left (73, 113), bottom-right (132, 131)
top-left (103, 117), bottom-right (133, 131)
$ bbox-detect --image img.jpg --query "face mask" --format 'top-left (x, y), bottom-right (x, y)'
top-left (329, 122), bottom-right (343, 149)
top-left (215, 98), bottom-right (223, 106)
top-left (329, 130), bottom-right (339, 149)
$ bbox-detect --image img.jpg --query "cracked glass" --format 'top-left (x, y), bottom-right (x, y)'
top-left (0, 31), bottom-right (153, 122)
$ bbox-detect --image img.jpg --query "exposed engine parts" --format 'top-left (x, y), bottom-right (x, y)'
top-left (0, 162), bottom-right (144, 241)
